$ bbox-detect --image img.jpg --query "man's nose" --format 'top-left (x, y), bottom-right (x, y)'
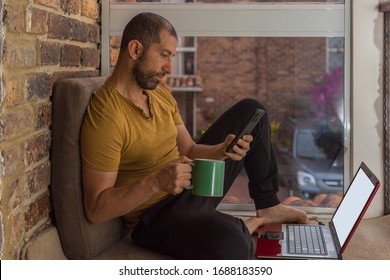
top-left (163, 59), bottom-right (173, 75)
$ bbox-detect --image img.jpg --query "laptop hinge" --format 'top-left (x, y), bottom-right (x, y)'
top-left (329, 220), bottom-right (342, 259)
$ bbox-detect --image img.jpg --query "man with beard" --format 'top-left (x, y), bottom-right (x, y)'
top-left (81, 12), bottom-right (308, 259)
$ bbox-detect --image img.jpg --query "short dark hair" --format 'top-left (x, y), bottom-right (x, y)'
top-left (120, 12), bottom-right (178, 52)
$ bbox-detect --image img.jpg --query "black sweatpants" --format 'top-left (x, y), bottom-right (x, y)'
top-left (131, 98), bottom-right (280, 259)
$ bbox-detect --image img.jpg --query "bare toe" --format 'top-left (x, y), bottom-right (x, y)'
top-left (256, 204), bottom-right (309, 224)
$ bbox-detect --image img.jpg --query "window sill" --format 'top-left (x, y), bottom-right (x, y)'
top-left (217, 202), bottom-right (336, 218)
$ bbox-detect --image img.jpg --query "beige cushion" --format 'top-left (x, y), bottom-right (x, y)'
top-left (342, 215), bottom-right (390, 260)
top-left (21, 225), bottom-right (173, 260)
top-left (51, 77), bottom-right (123, 259)
top-left (22, 227), bottom-right (67, 260)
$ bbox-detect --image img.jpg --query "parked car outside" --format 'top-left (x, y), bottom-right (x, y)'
top-left (273, 117), bottom-right (344, 199)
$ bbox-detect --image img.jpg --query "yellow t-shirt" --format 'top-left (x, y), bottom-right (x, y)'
top-left (81, 80), bottom-right (183, 227)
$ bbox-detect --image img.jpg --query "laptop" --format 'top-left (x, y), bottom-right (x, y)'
top-left (255, 162), bottom-right (380, 259)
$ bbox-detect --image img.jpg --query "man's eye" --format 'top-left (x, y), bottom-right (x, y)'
top-left (161, 53), bottom-right (174, 62)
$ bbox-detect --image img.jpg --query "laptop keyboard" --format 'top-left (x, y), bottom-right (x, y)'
top-left (287, 225), bottom-right (327, 255)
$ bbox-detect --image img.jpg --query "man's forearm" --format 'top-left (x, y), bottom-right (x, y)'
top-left (84, 173), bottom-right (160, 224)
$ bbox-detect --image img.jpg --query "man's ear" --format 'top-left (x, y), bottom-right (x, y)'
top-left (127, 40), bottom-right (143, 60)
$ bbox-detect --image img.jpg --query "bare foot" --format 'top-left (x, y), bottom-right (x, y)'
top-left (244, 217), bottom-right (266, 235)
top-left (256, 204), bottom-right (309, 225)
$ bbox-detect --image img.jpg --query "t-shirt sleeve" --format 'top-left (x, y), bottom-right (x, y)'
top-left (80, 95), bottom-right (123, 172)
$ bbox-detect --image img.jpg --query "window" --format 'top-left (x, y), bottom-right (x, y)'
top-left (102, 1), bottom-right (350, 213)
top-left (327, 37), bottom-right (344, 71)
top-left (168, 36), bottom-right (200, 136)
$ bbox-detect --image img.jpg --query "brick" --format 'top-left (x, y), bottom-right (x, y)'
top-left (0, 76), bottom-right (3, 103)
top-left (26, 72), bottom-right (54, 101)
top-left (70, 20), bottom-right (90, 42)
top-left (110, 36), bottom-right (121, 49)
top-left (37, 102), bottom-right (52, 130)
top-left (25, 132), bottom-right (51, 166)
top-left (0, 152), bottom-right (3, 177)
top-left (81, 0), bottom-right (99, 19)
top-left (9, 212), bottom-right (24, 256)
top-left (4, 37), bottom-right (36, 68)
top-left (38, 41), bottom-right (61, 65)
top-left (48, 13), bottom-right (71, 40)
top-left (61, 0), bottom-right (80, 15)
top-left (33, 0), bottom-right (60, 9)
top-left (24, 192), bottom-right (50, 232)
top-left (60, 44), bottom-right (81, 66)
top-left (4, 1), bottom-right (25, 33)
top-left (27, 7), bottom-right (48, 34)
top-left (2, 106), bottom-right (35, 140)
top-left (88, 23), bottom-right (99, 43)
top-left (3, 77), bottom-right (24, 107)
top-left (48, 13), bottom-right (98, 43)
top-left (110, 47), bottom-right (119, 67)
top-left (3, 144), bottom-right (23, 176)
top-left (4, 173), bottom-right (25, 210)
top-left (81, 47), bottom-right (99, 67)
top-left (26, 161), bottom-right (50, 196)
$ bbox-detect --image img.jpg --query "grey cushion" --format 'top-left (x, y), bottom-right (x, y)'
top-left (51, 77), bottom-right (123, 259)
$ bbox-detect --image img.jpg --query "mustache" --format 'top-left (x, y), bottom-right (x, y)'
top-left (156, 71), bottom-right (168, 77)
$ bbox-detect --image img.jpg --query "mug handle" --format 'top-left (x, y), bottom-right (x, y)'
top-left (183, 162), bottom-right (194, 190)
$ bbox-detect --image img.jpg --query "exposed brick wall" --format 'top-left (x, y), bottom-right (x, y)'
top-left (0, 0), bottom-right (100, 259)
top-left (196, 37), bottom-right (326, 132)
top-left (0, 0), bottom-right (5, 259)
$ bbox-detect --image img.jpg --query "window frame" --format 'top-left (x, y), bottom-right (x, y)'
top-left (101, 1), bottom-right (351, 214)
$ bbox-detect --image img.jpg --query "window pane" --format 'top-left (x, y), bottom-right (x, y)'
top-left (328, 37), bottom-right (344, 70)
top-left (193, 36), bottom-right (344, 208)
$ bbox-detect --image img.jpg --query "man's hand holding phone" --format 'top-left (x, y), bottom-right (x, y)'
top-left (224, 109), bottom-right (265, 160)
top-left (224, 134), bottom-right (254, 161)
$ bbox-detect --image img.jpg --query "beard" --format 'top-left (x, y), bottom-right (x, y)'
top-left (133, 56), bottom-right (163, 90)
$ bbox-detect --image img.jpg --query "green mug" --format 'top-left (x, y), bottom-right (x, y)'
top-left (187, 159), bottom-right (225, 197)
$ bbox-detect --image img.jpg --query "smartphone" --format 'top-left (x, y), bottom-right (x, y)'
top-left (226, 109), bottom-right (265, 153)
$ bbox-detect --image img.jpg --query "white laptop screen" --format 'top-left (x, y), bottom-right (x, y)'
top-left (331, 167), bottom-right (376, 247)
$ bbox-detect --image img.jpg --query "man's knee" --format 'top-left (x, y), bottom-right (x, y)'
top-left (235, 98), bottom-right (267, 113)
